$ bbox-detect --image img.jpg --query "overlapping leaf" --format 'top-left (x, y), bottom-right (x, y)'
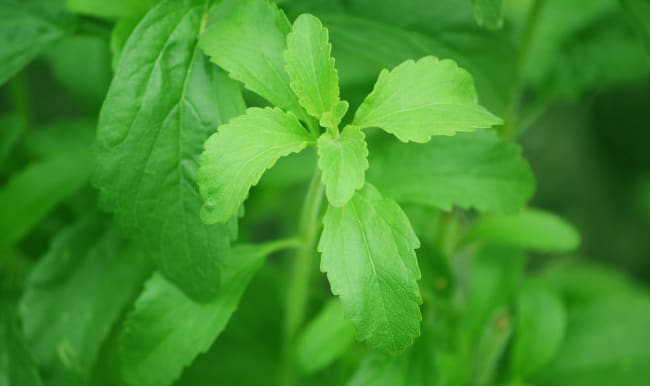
top-left (95, 0), bottom-right (245, 301)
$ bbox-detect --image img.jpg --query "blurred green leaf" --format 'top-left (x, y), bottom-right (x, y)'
top-left (198, 107), bottom-right (313, 224)
top-left (534, 294), bottom-right (650, 386)
top-left (0, 146), bottom-right (92, 248)
top-left (319, 184), bottom-right (422, 353)
top-left (353, 56), bottom-right (502, 143)
top-left (368, 130), bottom-right (535, 214)
top-left (95, 0), bottom-right (245, 301)
top-left (285, 13), bottom-right (342, 121)
top-left (0, 116), bottom-right (24, 167)
top-left (470, 208), bottom-right (581, 252)
top-left (511, 280), bottom-right (567, 379)
top-left (65, 0), bottom-right (155, 18)
top-left (4, 311), bottom-right (42, 386)
top-left (19, 218), bottom-right (151, 386)
top-left (120, 244), bottom-right (272, 386)
top-left (620, 0), bottom-right (650, 53)
top-left (0, 0), bottom-right (74, 86)
top-left (317, 125), bottom-right (368, 207)
top-left (199, 0), bottom-right (308, 121)
top-left (296, 300), bottom-right (355, 374)
top-left (473, 0), bottom-right (504, 30)
top-left (109, 16), bottom-right (141, 71)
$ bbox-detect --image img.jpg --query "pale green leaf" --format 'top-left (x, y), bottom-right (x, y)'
top-left (95, 0), bottom-right (245, 301)
top-left (198, 107), bottom-right (313, 224)
top-left (0, 1), bottom-right (74, 86)
top-left (319, 100), bottom-right (349, 131)
top-left (511, 280), bottom-right (567, 378)
top-left (120, 244), bottom-right (271, 386)
top-left (199, 0), bottom-right (306, 120)
top-left (470, 208), bottom-right (581, 252)
top-left (0, 149), bottom-right (92, 248)
top-left (368, 130), bottom-right (534, 213)
top-left (284, 13), bottom-right (341, 120)
top-left (296, 300), bottom-right (355, 374)
top-left (318, 184), bottom-right (422, 353)
top-left (472, 0), bottom-right (503, 30)
top-left (353, 56), bottom-right (502, 143)
top-left (19, 218), bottom-right (151, 386)
top-left (317, 125), bottom-right (368, 207)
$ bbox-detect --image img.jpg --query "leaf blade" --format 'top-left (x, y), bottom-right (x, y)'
top-left (317, 125), bottom-right (368, 207)
top-left (284, 13), bottom-right (341, 121)
top-left (318, 184), bottom-right (422, 353)
top-left (353, 56), bottom-right (502, 143)
top-left (198, 107), bottom-right (313, 224)
top-left (95, 0), bottom-right (245, 301)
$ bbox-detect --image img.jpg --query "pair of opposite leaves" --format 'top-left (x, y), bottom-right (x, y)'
top-left (197, 2), bottom-right (501, 352)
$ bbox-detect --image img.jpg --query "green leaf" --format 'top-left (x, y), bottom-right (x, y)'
top-left (109, 16), bottom-right (141, 70)
top-left (0, 115), bottom-right (24, 167)
top-left (120, 244), bottom-right (272, 386)
top-left (318, 184), bottom-right (422, 353)
top-left (368, 130), bottom-right (534, 213)
top-left (472, 0), bottom-right (503, 30)
top-left (19, 218), bottom-right (151, 385)
top-left (0, 149), bottom-right (92, 248)
top-left (317, 125), bottom-right (368, 207)
top-left (65, 0), bottom-right (155, 18)
top-left (284, 13), bottom-right (341, 121)
top-left (199, 0), bottom-right (306, 121)
top-left (5, 311), bottom-right (43, 386)
top-left (511, 280), bottom-right (567, 378)
top-left (353, 56), bottom-right (502, 143)
top-left (470, 208), bottom-right (581, 252)
top-left (534, 294), bottom-right (650, 386)
top-left (95, 0), bottom-right (245, 301)
top-left (0, 1), bottom-right (74, 86)
top-left (198, 107), bottom-right (313, 224)
top-left (621, 0), bottom-right (650, 53)
top-left (296, 300), bottom-right (355, 374)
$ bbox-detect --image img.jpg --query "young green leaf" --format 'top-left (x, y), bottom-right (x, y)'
top-left (296, 300), bottom-right (355, 374)
top-left (470, 208), bottom-right (581, 252)
top-left (120, 244), bottom-right (272, 386)
top-left (317, 125), bottom-right (368, 207)
top-left (19, 218), bottom-right (151, 385)
top-left (0, 1), bottom-right (74, 86)
top-left (511, 280), bottom-right (567, 378)
top-left (95, 0), bottom-right (245, 301)
top-left (472, 0), bottom-right (503, 30)
top-left (368, 130), bottom-right (534, 214)
top-left (198, 107), bottom-right (313, 224)
top-left (284, 13), bottom-right (341, 121)
top-left (199, 0), bottom-right (306, 121)
top-left (353, 56), bottom-right (502, 143)
top-left (318, 184), bottom-right (422, 353)
top-left (0, 149), bottom-right (92, 248)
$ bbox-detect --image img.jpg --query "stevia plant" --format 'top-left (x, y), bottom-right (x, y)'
top-left (2, 0), bottom-right (650, 386)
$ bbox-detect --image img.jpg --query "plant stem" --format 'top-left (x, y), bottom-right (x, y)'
top-left (281, 170), bottom-right (325, 386)
top-left (501, 0), bottom-right (547, 139)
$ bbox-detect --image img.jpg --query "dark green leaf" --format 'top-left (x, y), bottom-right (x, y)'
top-left (368, 130), bottom-right (534, 214)
top-left (620, 0), bottom-right (650, 53)
top-left (95, 0), bottom-right (245, 301)
top-left (0, 1), bottom-right (74, 86)
top-left (4, 311), bottom-right (42, 386)
top-left (19, 218), bottom-right (151, 386)
top-left (120, 243), bottom-right (272, 386)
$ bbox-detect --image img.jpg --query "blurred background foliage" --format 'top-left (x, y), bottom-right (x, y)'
top-left (0, 0), bottom-right (649, 385)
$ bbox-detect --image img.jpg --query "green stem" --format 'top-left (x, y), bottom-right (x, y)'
top-left (501, 0), bottom-right (547, 139)
top-left (281, 170), bottom-right (325, 386)
top-left (9, 72), bottom-right (32, 128)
